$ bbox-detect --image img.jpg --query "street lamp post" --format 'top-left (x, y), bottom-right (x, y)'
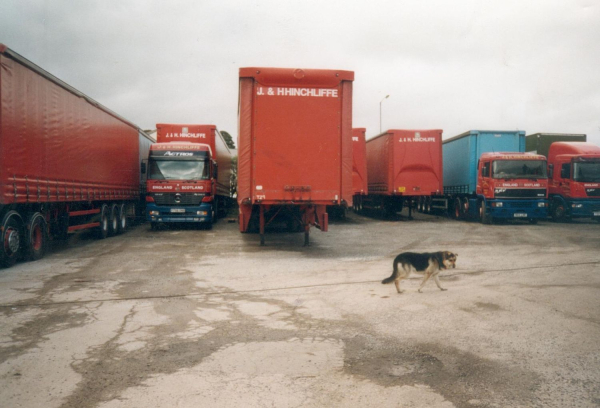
top-left (380, 95), bottom-right (389, 134)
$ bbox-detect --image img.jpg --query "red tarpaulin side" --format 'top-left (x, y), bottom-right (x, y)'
top-left (352, 128), bottom-right (368, 195)
top-left (340, 80), bottom-right (353, 205)
top-left (0, 54), bottom-right (140, 205)
top-left (237, 77), bottom-right (255, 231)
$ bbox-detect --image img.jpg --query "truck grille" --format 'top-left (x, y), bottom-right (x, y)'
top-left (153, 193), bottom-right (204, 206)
top-left (494, 189), bottom-right (546, 199)
top-left (586, 188), bottom-right (600, 197)
top-left (504, 201), bottom-right (537, 208)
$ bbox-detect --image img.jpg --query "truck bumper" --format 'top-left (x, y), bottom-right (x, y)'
top-left (487, 199), bottom-right (548, 220)
top-left (146, 203), bottom-right (213, 223)
top-left (566, 199), bottom-right (600, 219)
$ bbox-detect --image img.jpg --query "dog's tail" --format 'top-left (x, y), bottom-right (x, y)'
top-left (381, 258), bottom-right (400, 284)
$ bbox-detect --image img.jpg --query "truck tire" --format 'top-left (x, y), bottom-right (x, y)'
top-left (26, 212), bottom-right (48, 261)
top-left (479, 200), bottom-right (491, 225)
top-left (118, 203), bottom-right (128, 233)
top-left (97, 204), bottom-right (110, 239)
top-left (551, 200), bottom-right (567, 222)
top-left (109, 204), bottom-right (120, 236)
top-left (454, 198), bottom-right (462, 219)
top-left (1, 211), bottom-right (24, 268)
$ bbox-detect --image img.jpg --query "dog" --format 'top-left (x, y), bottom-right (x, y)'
top-left (382, 251), bottom-right (458, 293)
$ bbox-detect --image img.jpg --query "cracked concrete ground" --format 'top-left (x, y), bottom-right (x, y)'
top-left (0, 210), bottom-right (599, 408)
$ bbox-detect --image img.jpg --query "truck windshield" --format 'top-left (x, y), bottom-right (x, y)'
top-left (148, 160), bottom-right (209, 180)
top-left (492, 160), bottom-right (547, 179)
top-left (573, 162), bottom-right (600, 182)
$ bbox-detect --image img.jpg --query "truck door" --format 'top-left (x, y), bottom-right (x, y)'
top-left (478, 161), bottom-right (491, 196)
top-left (560, 162), bottom-right (571, 195)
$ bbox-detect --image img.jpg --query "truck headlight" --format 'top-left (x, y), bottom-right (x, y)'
top-left (572, 203), bottom-right (583, 208)
top-left (197, 211), bottom-right (208, 215)
top-left (149, 210), bottom-right (160, 216)
top-left (491, 202), bottom-right (503, 208)
top-left (538, 202), bottom-right (546, 208)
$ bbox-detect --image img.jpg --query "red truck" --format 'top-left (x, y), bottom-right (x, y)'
top-left (547, 142), bottom-right (600, 222)
top-left (365, 129), bottom-right (443, 217)
top-left (0, 44), bottom-right (153, 267)
top-left (351, 128), bottom-right (368, 213)
top-left (237, 67), bottom-right (354, 245)
top-left (145, 124), bottom-right (233, 229)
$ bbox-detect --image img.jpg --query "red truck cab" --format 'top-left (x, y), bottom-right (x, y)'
top-left (475, 152), bottom-right (548, 222)
top-left (146, 124), bottom-right (231, 228)
top-left (547, 142), bottom-right (600, 221)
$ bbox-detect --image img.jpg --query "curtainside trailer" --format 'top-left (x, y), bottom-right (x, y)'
top-left (526, 133), bottom-right (586, 157)
top-left (145, 124), bottom-right (234, 228)
top-left (237, 67), bottom-right (354, 245)
top-left (0, 44), bottom-right (152, 267)
top-left (364, 129), bottom-right (443, 217)
top-left (440, 130), bottom-right (548, 224)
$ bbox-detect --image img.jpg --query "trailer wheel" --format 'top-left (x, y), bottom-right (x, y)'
top-left (118, 204), bottom-right (128, 233)
top-left (97, 204), bottom-right (110, 239)
top-left (108, 204), bottom-right (119, 236)
top-left (454, 198), bottom-right (462, 219)
top-left (26, 212), bottom-right (48, 261)
top-left (1, 211), bottom-right (24, 268)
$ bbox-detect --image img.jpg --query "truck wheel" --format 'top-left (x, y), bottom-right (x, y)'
top-left (1, 211), bottom-right (24, 268)
top-left (97, 204), bottom-right (110, 239)
top-left (212, 200), bottom-right (218, 224)
top-left (118, 204), bottom-right (128, 233)
top-left (26, 213), bottom-right (48, 261)
top-left (551, 201), bottom-right (567, 222)
top-left (454, 198), bottom-right (462, 219)
top-left (479, 200), bottom-right (490, 225)
top-left (109, 204), bottom-right (119, 236)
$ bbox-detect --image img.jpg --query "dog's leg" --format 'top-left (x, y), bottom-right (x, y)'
top-left (417, 273), bottom-right (432, 293)
top-left (433, 274), bottom-right (447, 291)
top-left (394, 278), bottom-right (404, 294)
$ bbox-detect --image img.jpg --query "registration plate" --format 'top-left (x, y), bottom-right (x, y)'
top-left (514, 213), bottom-right (527, 218)
top-left (170, 209), bottom-right (185, 213)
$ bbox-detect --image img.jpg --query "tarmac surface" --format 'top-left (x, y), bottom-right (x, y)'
top-left (1, 210), bottom-right (599, 408)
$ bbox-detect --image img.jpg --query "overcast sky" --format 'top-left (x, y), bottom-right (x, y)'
top-left (1, 0), bottom-right (599, 145)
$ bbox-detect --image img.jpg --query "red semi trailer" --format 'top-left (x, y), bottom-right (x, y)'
top-left (351, 128), bottom-right (369, 212)
top-left (364, 129), bottom-right (443, 217)
top-left (0, 44), bottom-right (153, 267)
top-left (237, 67), bottom-right (354, 245)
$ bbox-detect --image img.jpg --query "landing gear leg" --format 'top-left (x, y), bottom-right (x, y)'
top-left (259, 205), bottom-right (265, 246)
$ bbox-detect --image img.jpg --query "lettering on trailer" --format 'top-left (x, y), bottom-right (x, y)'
top-left (152, 185), bottom-right (174, 190)
top-left (583, 183), bottom-right (600, 187)
top-left (181, 186), bottom-right (204, 190)
top-left (256, 87), bottom-right (339, 98)
top-left (164, 128), bottom-right (207, 139)
top-left (399, 133), bottom-right (436, 143)
top-left (352, 137), bottom-right (359, 141)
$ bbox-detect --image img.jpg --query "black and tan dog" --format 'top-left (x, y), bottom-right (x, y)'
top-left (382, 251), bottom-right (458, 293)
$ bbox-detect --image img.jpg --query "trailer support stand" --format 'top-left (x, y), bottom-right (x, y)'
top-left (259, 205), bottom-right (265, 246)
top-left (304, 224), bottom-right (310, 246)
